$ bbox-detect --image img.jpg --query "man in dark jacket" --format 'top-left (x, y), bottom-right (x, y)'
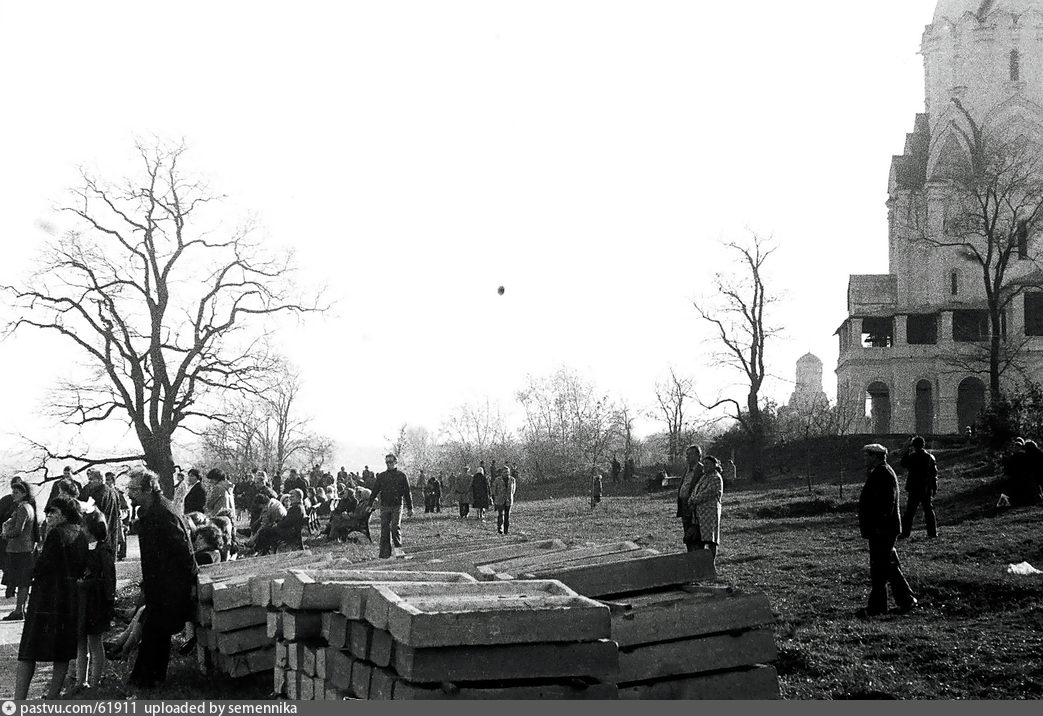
top-left (858, 444), bottom-right (916, 618)
top-left (82, 468), bottom-right (124, 554)
top-left (371, 454), bottom-right (413, 558)
top-left (124, 466), bottom-right (197, 688)
top-left (899, 436), bottom-right (938, 539)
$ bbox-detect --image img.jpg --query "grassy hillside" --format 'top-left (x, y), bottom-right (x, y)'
top-left (56, 443), bottom-right (1043, 700)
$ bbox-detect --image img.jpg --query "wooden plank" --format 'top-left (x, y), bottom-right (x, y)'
top-left (348, 621), bottom-right (372, 659)
top-left (525, 550), bottom-right (717, 598)
top-left (301, 643), bottom-right (318, 677)
top-left (215, 625), bottom-right (270, 655)
top-left (213, 605), bottom-right (268, 633)
top-left (605, 587), bottom-right (774, 648)
top-left (369, 627), bottom-right (394, 668)
top-left (282, 569), bottom-right (476, 610)
top-left (359, 580), bottom-right (580, 630)
top-left (617, 629), bottom-right (778, 683)
top-left (266, 611), bottom-right (283, 640)
top-left (480, 541), bottom-right (643, 575)
top-left (371, 590), bottom-right (611, 648)
top-left (351, 660), bottom-right (373, 699)
top-left (392, 679), bottom-right (619, 700)
top-left (284, 610), bottom-right (323, 641)
top-left (393, 639), bottom-right (619, 682)
top-left (326, 650), bottom-right (355, 692)
top-left (618, 665), bottom-right (780, 700)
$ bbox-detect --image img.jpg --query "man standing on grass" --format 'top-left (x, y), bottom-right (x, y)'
top-left (371, 453), bottom-right (413, 558)
top-left (858, 444), bottom-right (917, 618)
top-left (900, 436), bottom-right (938, 539)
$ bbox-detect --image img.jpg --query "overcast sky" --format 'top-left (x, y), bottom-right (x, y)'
top-left (0, 0), bottom-right (937, 470)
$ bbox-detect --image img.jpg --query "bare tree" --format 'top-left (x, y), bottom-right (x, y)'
top-left (908, 99), bottom-right (1043, 398)
top-left (1, 142), bottom-right (323, 495)
top-left (694, 233), bottom-right (779, 481)
top-left (653, 368), bottom-right (694, 463)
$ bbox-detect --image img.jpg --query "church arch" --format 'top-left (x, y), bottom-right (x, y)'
top-left (915, 379), bottom-right (934, 436)
top-left (866, 381), bottom-right (892, 435)
top-left (957, 377), bottom-right (987, 432)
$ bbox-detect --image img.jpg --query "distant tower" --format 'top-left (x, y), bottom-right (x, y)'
top-left (789, 353), bottom-right (829, 410)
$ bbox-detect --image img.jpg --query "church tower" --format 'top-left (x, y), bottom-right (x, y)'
top-left (836, 0), bottom-right (1043, 435)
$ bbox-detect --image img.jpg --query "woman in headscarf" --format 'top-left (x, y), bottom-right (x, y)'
top-left (2, 478), bottom-right (38, 621)
top-left (689, 455), bottom-right (725, 565)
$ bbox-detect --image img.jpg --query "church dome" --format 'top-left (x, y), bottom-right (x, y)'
top-left (934, 0), bottom-right (1042, 22)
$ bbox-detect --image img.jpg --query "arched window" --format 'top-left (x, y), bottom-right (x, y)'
top-left (1010, 49), bottom-right (1020, 82)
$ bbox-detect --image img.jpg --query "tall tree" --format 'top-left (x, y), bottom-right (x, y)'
top-left (2, 142), bottom-right (322, 495)
top-left (694, 233), bottom-right (779, 481)
top-left (908, 99), bottom-right (1043, 398)
top-left (653, 368), bottom-right (694, 463)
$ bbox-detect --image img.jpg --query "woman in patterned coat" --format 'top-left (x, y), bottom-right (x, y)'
top-left (689, 455), bottom-right (724, 564)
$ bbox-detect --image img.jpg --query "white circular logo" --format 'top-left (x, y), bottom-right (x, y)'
top-left (2, 700), bottom-right (17, 716)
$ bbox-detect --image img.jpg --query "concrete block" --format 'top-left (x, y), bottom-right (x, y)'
top-left (360, 579), bottom-right (579, 630)
top-left (481, 541), bottom-right (644, 575)
top-left (525, 550), bottom-right (716, 597)
top-left (325, 650), bottom-right (354, 692)
top-left (211, 580), bottom-right (255, 612)
top-left (351, 660), bottom-right (373, 699)
top-left (369, 627), bottom-right (394, 668)
top-left (281, 569), bottom-right (475, 610)
top-left (369, 588), bottom-right (610, 648)
top-left (348, 621), bottom-right (372, 659)
top-left (284, 669), bottom-right (301, 700)
top-left (617, 629), bottom-right (778, 683)
top-left (224, 647), bottom-right (276, 677)
top-left (274, 640), bottom-right (288, 668)
top-left (618, 665), bottom-right (780, 700)
top-left (604, 587), bottom-right (774, 648)
top-left (301, 643), bottom-right (318, 677)
top-left (393, 639), bottom-right (619, 682)
top-left (369, 665), bottom-right (396, 700)
top-left (271, 579), bottom-right (285, 608)
top-left (266, 611), bottom-right (282, 640)
top-left (299, 673), bottom-right (315, 701)
top-left (215, 625), bottom-right (270, 655)
top-left (322, 612), bottom-right (348, 648)
top-left (273, 666), bottom-right (287, 696)
top-left (212, 605), bottom-right (268, 633)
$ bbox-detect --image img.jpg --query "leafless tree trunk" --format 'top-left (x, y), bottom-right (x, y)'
top-left (695, 233), bottom-right (779, 481)
top-left (2, 142), bottom-right (323, 495)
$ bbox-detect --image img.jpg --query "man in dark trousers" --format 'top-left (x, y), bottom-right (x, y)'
top-left (124, 466), bottom-right (196, 688)
top-left (82, 468), bottom-right (123, 554)
top-left (858, 444), bottom-right (917, 618)
top-left (899, 436), bottom-right (938, 539)
top-left (371, 454), bottom-right (413, 558)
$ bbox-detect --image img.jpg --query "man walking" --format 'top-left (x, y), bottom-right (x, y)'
top-left (124, 466), bottom-right (196, 688)
top-left (491, 466), bottom-right (517, 535)
top-left (858, 444), bottom-right (917, 618)
top-left (370, 454), bottom-right (413, 558)
top-left (899, 436), bottom-right (938, 539)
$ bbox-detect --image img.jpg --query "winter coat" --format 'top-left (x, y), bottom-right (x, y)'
top-left (18, 522), bottom-right (89, 662)
top-left (676, 464), bottom-right (704, 518)
top-left (454, 473), bottom-right (472, 502)
top-left (205, 479), bottom-right (236, 516)
top-left (690, 467), bottom-right (723, 544)
top-left (858, 462), bottom-right (902, 540)
top-left (471, 471), bottom-right (492, 509)
top-left (491, 475), bottom-right (516, 508)
top-left (137, 496), bottom-right (197, 635)
top-left (900, 449), bottom-right (938, 495)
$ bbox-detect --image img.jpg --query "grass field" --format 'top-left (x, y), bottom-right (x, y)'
top-left (75, 459), bottom-right (1043, 700)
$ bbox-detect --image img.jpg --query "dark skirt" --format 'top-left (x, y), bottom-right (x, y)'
top-left (2, 551), bottom-right (35, 588)
top-left (18, 576), bottom-right (80, 662)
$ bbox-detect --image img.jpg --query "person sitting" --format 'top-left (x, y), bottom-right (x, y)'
top-left (252, 489), bottom-right (306, 554)
top-left (209, 512), bottom-right (238, 561)
top-left (326, 489), bottom-right (374, 542)
top-left (192, 524), bottom-right (224, 566)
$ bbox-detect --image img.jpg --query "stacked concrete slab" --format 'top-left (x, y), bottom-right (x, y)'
top-left (275, 577), bottom-right (617, 700)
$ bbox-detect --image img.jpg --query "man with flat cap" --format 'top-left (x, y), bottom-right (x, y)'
top-left (370, 454), bottom-right (413, 558)
top-left (858, 444), bottom-right (917, 618)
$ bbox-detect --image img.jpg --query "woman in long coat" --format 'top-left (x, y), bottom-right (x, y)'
top-left (689, 456), bottom-right (724, 565)
top-left (2, 479), bottom-right (37, 620)
top-left (470, 467), bottom-right (492, 520)
top-left (14, 495), bottom-right (89, 700)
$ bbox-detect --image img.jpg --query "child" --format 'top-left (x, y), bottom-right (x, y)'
top-left (591, 473), bottom-right (603, 511)
top-left (76, 508), bottom-right (116, 691)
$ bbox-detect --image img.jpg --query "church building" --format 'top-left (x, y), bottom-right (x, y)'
top-left (836, 0), bottom-right (1043, 435)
